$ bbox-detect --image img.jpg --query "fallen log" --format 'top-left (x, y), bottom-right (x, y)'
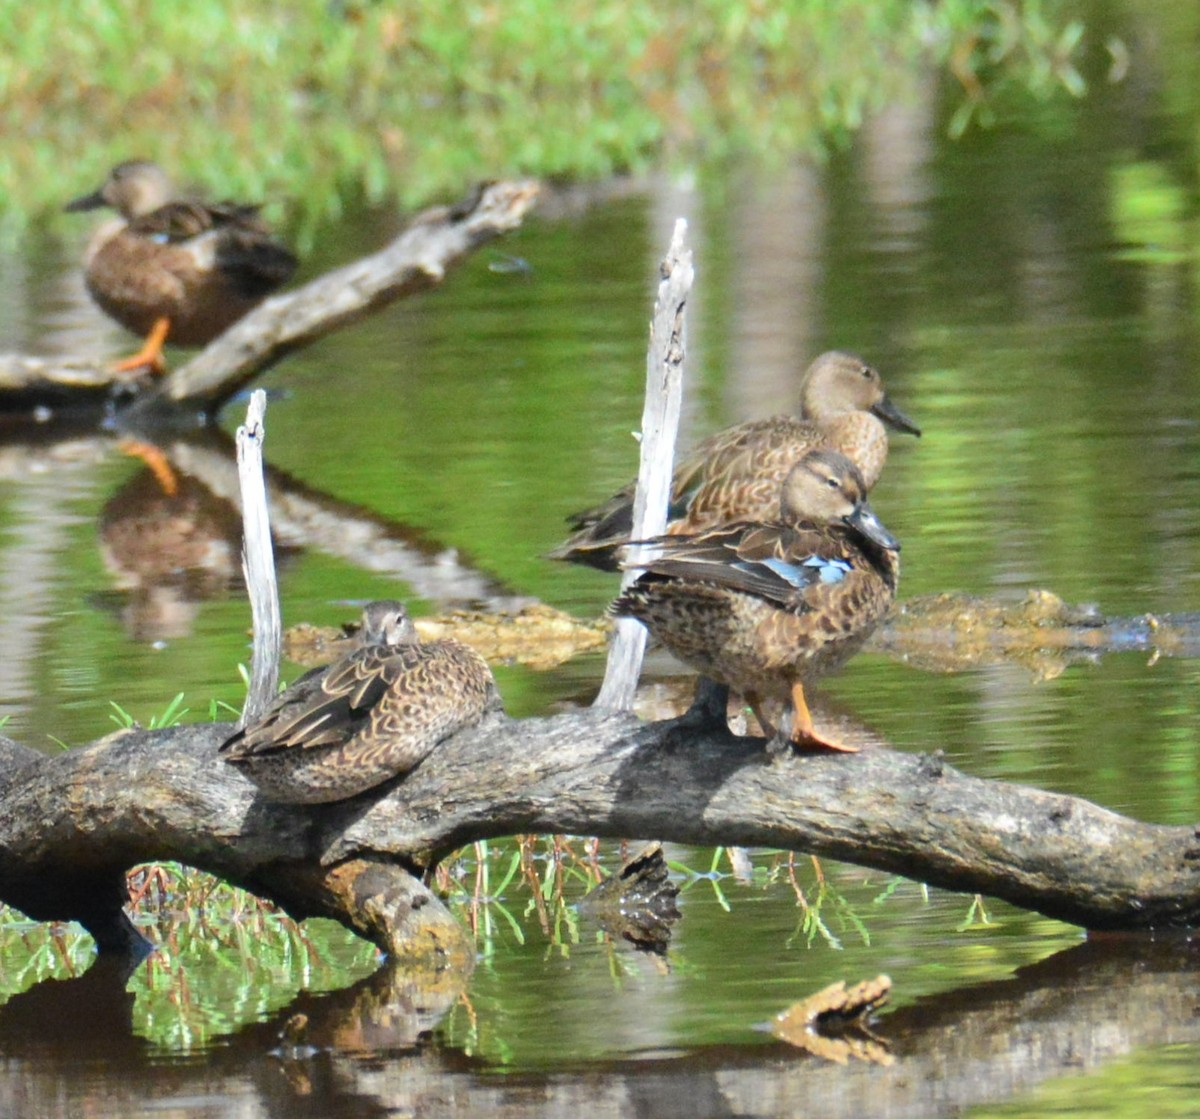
top-left (1, 697), bottom-right (1199, 961)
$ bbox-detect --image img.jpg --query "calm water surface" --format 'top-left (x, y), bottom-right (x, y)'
top-left (3, 37), bottom-right (1200, 1119)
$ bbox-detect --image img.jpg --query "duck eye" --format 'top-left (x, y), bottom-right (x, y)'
top-left (826, 475), bottom-right (839, 489)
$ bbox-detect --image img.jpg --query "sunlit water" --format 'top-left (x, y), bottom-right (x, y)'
top-left (3, 37), bottom-right (1200, 1119)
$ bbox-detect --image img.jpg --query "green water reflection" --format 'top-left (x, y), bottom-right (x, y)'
top-left (1, 7), bottom-right (1200, 1113)
top-left (439, 851), bottom-right (1083, 1068)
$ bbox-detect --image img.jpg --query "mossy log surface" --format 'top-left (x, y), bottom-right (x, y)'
top-left (2, 704), bottom-right (1199, 960)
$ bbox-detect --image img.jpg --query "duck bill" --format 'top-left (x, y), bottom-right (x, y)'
top-left (845, 500), bottom-right (900, 552)
top-left (872, 393), bottom-right (921, 437)
top-left (64, 189), bottom-right (106, 213)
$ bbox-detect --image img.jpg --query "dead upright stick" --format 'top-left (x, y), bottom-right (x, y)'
top-left (235, 390), bottom-right (281, 724)
top-left (595, 219), bottom-right (693, 710)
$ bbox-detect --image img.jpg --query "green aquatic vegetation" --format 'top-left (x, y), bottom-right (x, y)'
top-left (108, 691), bottom-right (189, 730)
top-left (106, 691), bottom-right (240, 733)
top-left (123, 863), bottom-right (378, 1050)
top-left (0, 842), bottom-right (1080, 1054)
top-left (3, 0), bottom-right (1088, 236)
top-left (438, 835), bottom-right (599, 958)
top-left (0, 912), bottom-right (95, 1000)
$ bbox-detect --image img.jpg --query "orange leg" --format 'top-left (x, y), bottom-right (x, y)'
top-left (111, 316), bottom-right (171, 376)
top-left (117, 437), bottom-right (179, 496)
top-left (786, 680), bottom-right (859, 754)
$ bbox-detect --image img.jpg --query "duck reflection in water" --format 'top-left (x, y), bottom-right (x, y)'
top-left (98, 465), bottom-right (246, 643)
top-left (612, 449), bottom-right (900, 753)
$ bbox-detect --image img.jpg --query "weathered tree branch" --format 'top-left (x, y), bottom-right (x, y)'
top-left (596, 218), bottom-right (690, 709)
top-left (0, 180), bottom-right (540, 420)
top-left (235, 391), bottom-right (281, 723)
top-left (2, 704), bottom-right (1199, 960)
top-left (154, 180), bottom-right (540, 413)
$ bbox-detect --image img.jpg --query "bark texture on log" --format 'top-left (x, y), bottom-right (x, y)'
top-left (1, 706), bottom-right (1199, 957)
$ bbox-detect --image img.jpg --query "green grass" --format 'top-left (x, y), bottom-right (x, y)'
top-left (2, 0), bottom-right (1086, 239)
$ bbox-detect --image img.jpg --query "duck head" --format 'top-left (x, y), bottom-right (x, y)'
top-left (799, 350), bottom-right (921, 437)
top-left (780, 449), bottom-right (900, 552)
top-left (65, 160), bottom-right (175, 220)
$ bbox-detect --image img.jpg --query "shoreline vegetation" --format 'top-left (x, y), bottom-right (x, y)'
top-left (4, 0), bottom-right (1085, 237)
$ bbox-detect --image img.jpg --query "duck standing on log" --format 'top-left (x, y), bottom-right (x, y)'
top-left (611, 449), bottom-right (900, 754)
top-left (552, 350), bottom-right (919, 570)
top-left (220, 600), bottom-right (502, 803)
top-left (65, 160), bottom-right (297, 374)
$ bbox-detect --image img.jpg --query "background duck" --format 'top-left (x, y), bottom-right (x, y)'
top-left (611, 448), bottom-right (900, 753)
top-left (551, 350), bottom-right (918, 570)
top-left (220, 600), bottom-right (502, 803)
top-left (65, 160), bottom-right (297, 373)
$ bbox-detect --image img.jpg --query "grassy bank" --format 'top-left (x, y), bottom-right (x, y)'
top-left (3, 0), bottom-right (1084, 235)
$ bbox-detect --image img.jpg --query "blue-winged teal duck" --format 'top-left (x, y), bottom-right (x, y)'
top-left (65, 160), bottom-right (297, 373)
top-left (552, 350), bottom-right (918, 570)
top-left (611, 449), bottom-right (900, 753)
top-left (220, 600), bottom-right (501, 803)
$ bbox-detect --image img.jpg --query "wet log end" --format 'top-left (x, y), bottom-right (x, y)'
top-left (273, 856), bottom-right (474, 968)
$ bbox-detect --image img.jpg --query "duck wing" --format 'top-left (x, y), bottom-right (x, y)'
top-left (220, 645), bottom-right (414, 757)
top-left (626, 522), bottom-right (860, 609)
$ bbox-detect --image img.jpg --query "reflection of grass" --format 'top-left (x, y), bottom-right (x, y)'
top-left (125, 866), bottom-right (377, 1051)
top-left (0, 842), bottom-right (1070, 1054)
top-left (0, 863), bottom-right (377, 1049)
top-left (0, 910), bottom-right (95, 995)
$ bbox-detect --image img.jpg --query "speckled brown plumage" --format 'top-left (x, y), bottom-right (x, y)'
top-left (220, 600), bottom-right (502, 803)
top-left (65, 160), bottom-right (296, 355)
top-left (551, 351), bottom-right (919, 570)
top-left (611, 450), bottom-right (900, 752)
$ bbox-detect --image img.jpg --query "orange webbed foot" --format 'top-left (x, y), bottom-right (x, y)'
top-left (770, 681), bottom-right (861, 755)
top-left (109, 317), bottom-right (170, 377)
top-left (785, 725), bottom-right (861, 755)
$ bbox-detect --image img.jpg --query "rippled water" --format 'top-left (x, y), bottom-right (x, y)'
top-left (3, 34), bottom-right (1200, 1118)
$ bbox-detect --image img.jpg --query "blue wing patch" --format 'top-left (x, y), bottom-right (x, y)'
top-left (739, 554), bottom-right (852, 587)
top-left (801, 555), bottom-right (853, 584)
